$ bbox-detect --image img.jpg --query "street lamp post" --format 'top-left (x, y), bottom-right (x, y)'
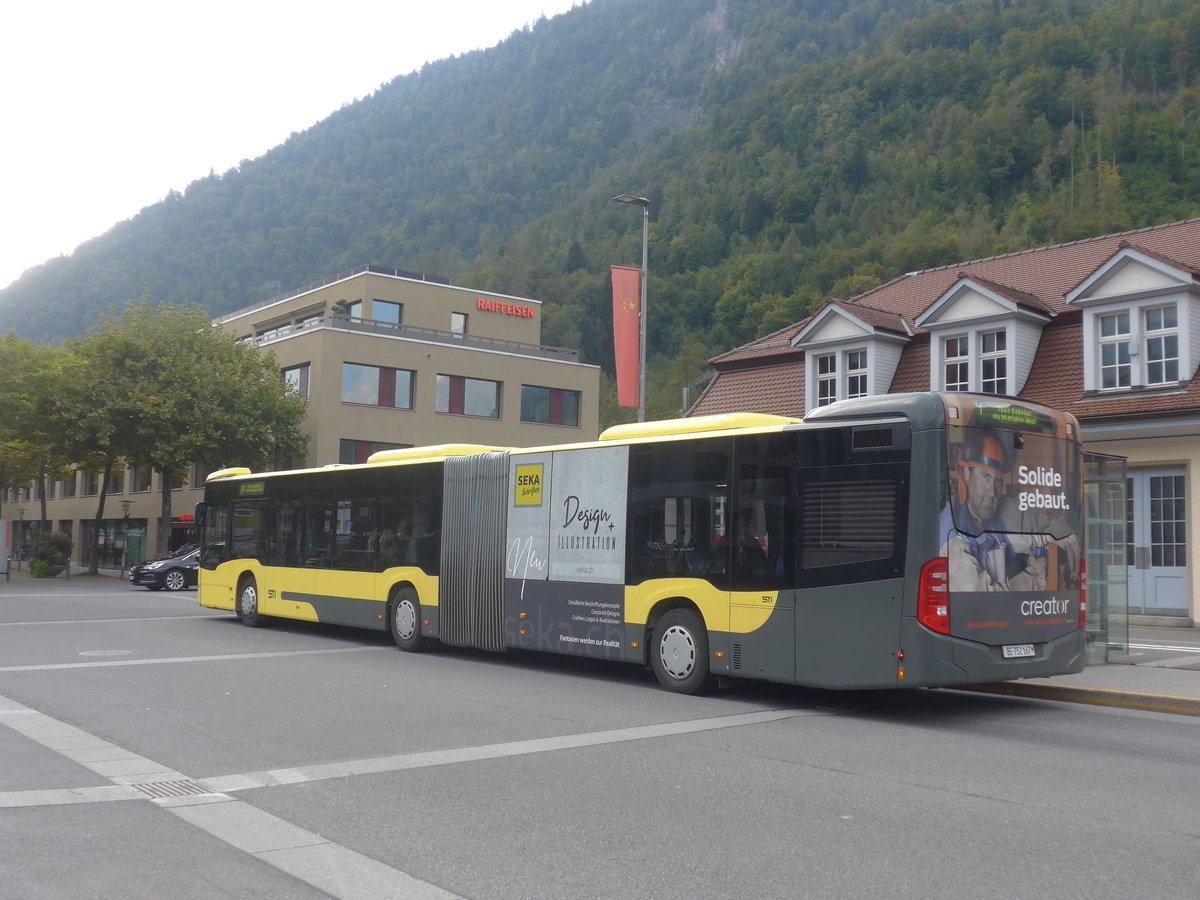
top-left (16, 508), bottom-right (25, 572)
top-left (612, 194), bottom-right (650, 422)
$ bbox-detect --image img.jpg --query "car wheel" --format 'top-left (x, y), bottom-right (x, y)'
top-left (163, 569), bottom-right (187, 592)
top-left (388, 586), bottom-right (424, 652)
top-left (237, 575), bottom-right (263, 627)
top-left (651, 608), bottom-right (716, 694)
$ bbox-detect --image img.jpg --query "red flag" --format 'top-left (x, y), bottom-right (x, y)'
top-left (611, 266), bottom-right (641, 408)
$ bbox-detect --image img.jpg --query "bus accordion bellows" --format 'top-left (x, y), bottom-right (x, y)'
top-left (196, 392), bottom-right (1086, 693)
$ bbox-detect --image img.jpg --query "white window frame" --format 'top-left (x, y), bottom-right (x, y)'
top-left (815, 354), bottom-right (838, 407)
top-left (1144, 304), bottom-right (1179, 386)
top-left (1085, 300), bottom-right (1185, 393)
top-left (807, 347), bottom-right (870, 410)
top-left (846, 349), bottom-right (868, 399)
top-left (933, 326), bottom-right (1012, 395)
top-left (1097, 310), bottom-right (1131, 390)
top-left (943, 336), bottom-right (969, 392)
top-left (979, 328), bottom-right (1008, 395)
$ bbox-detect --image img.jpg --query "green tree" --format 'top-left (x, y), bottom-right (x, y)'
top-left (62, 300), bottom-right (308, 568)
top-left (0, 333), bottom-right (73, 530)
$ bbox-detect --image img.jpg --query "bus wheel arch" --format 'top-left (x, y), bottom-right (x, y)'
top-left (236, 573), bottom-right (264, 627)
top-left (647, 601), bottom-right (715, 695)
top-left (388, 583), bottom-right (425, 652)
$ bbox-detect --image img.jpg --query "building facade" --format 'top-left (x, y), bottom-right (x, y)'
top-left (692, 218), bottom-right (1200, 627)
top-left (6, 266), bottom-right (599, 569)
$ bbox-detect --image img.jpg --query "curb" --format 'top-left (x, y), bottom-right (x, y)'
top-left (955, 682), bottom-right (1200, 717)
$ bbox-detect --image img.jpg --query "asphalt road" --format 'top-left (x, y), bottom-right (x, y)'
top-left (2, 576), bottom-right (1199, 899)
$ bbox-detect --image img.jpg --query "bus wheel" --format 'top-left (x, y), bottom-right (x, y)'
top-left (651, 608), bottom-right (715, 694)
top-left (237, 575), bottom-right (263, 627)
top-left (389, 586), bottom-right (424, 652)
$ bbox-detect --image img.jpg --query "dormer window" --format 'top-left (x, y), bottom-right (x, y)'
top-left (1088, 302), bottom-right (1183, 392)
top-left (813, 348), bottom-right (869, 407)
top-left (1066, 244), bottom-right (1197, 393)
top-left (917, 274), bottom-right (1049, 397)
top-left (933, 327), bottom-right (1011, 395)
top-left (792, 302), bottom-right (911, 412)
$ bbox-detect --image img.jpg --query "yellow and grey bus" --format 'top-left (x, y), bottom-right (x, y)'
top-left (197, 392), bottom-right (1085, 693)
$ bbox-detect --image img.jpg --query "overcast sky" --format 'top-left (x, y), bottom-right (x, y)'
top-left (0, 1), bottom-right (581, 289)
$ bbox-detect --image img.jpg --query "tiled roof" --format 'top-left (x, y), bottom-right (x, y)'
top-left (690, 361), bottom-right (806, 417)
top-left (695, 218), bottom-right (1200, 422)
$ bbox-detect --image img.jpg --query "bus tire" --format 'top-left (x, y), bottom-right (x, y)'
top-left (237, 575), bottom-right (264, 627)
top-left (651, 608), bottom-right (715, 695)
top-left (389, 586), bottom-right (424, 652)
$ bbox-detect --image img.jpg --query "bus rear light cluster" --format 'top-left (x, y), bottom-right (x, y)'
top-left (918, 557), bottom-right (950, 635)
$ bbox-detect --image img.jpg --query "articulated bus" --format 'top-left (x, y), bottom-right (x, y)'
top-left (197, 392), bottom-right (1085, 693)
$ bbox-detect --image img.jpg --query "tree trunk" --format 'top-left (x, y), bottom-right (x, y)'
top-left (158, 467), bottom-right (174, 555)
top-left (87, 458), bottom-right (113, 575)
top-left (38, 458), bottom-right (49, 531)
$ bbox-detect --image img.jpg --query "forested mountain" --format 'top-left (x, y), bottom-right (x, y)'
top-left (4, 0), bottom-right (1200, 419)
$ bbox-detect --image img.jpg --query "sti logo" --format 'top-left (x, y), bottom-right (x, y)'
top-left (515, 464), bottom-right (544, 507)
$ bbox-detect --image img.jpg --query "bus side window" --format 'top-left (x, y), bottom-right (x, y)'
top-left (795, 464), bottom-right (908, 587)
top-left (626, 440), bottom-right (731, 586)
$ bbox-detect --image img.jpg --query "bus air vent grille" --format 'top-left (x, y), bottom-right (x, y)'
top-left (731, 643), bottom-right (742, 670)
top-left (852, 428), bottom-right (893, 450)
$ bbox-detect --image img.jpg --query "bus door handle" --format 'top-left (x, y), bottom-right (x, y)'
top-left (1134, 547), bottom-right (1150, 570)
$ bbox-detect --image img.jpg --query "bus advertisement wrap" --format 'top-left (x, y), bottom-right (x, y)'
top-left (940, 397), bottom-right (1082, 643)
top-left (505, 447), bottom-right (628, 659)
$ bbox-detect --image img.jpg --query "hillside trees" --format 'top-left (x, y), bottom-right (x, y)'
top-left (4, 0), bottom-right (1200, 426)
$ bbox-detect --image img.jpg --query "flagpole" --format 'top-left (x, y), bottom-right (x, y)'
top-left (613, 195), bottom-right (650, 422)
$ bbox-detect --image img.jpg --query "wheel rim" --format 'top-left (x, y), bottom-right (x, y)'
top-left (165, 571), bottom-right (184, 590)
top-left (658, 624), bottom-right (697, 680)
top-left (239, 584), bottom-right (257, 618)
top-left (394, 599), bottom-right (417, 641)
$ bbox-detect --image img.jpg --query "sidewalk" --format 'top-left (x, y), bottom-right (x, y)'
top-left (955, 624), bottom-right (1200, 716)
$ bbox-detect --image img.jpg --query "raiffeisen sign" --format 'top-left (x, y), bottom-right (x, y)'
top-left (477, 297), bottom-right (536, 318)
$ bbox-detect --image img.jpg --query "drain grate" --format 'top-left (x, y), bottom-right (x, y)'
top-left (131, 780), bottom-right (212, 799)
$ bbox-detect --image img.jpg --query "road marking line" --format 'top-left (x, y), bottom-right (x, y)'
top-left (0, 691), bottom-right (459, 898)
top-left (0, 646), bottom-right (379, 672)
top-left (199, 708), bottom-right (809, 792)
top-left (0, 614), bottom-right (224, 626)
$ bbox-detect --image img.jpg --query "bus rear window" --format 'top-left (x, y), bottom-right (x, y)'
top-left (801, 479), bottom-right (897, 568)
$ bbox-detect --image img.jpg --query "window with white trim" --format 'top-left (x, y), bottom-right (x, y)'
top-left (944, 336), bottom-right (969, 391)
top-left (1098, 311), bottom-right (1132, 390)
top-left (1144, 305), bottom-right (1179, 385)
top-left (815, 354), bottom-right (837, 407)
top-left (809, 348), bottom-right (871, 409)
top-left (935, 328), bottom-right (1012, 394)
top-left (980, 329), bottom-right (1007, 394)
top-left (846, 350), bottom-right (868, 399)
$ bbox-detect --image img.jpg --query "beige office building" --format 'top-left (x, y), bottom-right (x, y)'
top-left (7, 266), bottom-right (600, 570)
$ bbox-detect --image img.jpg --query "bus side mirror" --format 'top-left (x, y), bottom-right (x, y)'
top-left (195, 502), bottom-right (209, 526)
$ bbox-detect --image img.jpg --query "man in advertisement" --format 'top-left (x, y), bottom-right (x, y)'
top-left (940, 426), bottom-right (1080, 593)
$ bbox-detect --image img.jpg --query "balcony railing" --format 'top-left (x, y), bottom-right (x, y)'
top-left (248, 314), bottom-right (580, 362)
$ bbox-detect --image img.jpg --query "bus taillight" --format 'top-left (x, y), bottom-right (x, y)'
top-left (918, 557), bottom-right (950, 635)
top-left (1079, 559), bottom-right (1087, 628)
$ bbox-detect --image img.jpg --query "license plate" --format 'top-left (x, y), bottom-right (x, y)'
top-left (1002, 643), bottom-right (1035, 659)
